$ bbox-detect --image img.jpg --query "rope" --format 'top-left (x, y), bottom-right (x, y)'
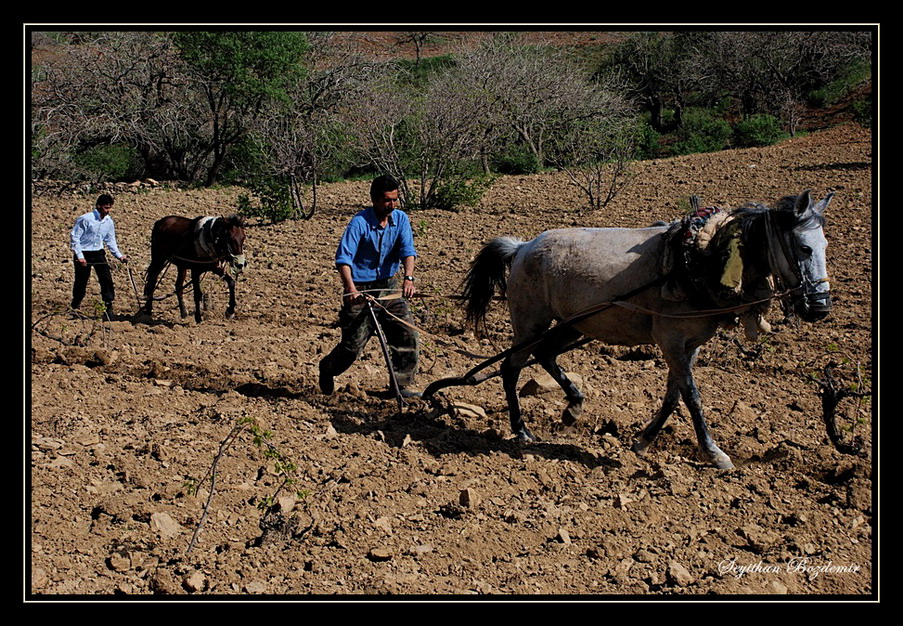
top-left (347, 279), bottom-right (793, 363)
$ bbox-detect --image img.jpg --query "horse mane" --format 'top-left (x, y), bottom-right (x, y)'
top-left (730, 194), bottom-right (823, 232)
top-left (222, 214), bottom-right (246, 228)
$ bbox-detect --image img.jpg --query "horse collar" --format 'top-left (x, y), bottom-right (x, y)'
top-left (195, 217), bottom-right (221, 260)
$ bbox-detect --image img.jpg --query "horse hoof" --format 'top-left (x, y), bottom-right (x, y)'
top-left (704, 447), bottom-right (735, 470)
top-left (562, 403), bottom-right (583, 427)
top-left (713, 456), bottom-right (735, 470)
top-left (516, 427), bottom-right (537, 443)
top-left (632, 439), bottom-right (650, 455)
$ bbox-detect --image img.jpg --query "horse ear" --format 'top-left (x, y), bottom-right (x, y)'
top-left (813, 192), bottom-right (835, 215)
top-left (793, 190), bottom-right (813, 215)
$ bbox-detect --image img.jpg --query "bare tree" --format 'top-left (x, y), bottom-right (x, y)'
top-left (246, 32), bottom-right (380, 219)
top-left (395, 31), bottom-right (441, 65)
top-left (32, 31), bottom-right (215, 183)
top-left (602, 31), bottom-right (709, 132)
top-left (696, 30), bottom-right (872, 134)
top-left (459, 33), bottom-right (612, 168)
top-left (344, 60), bottom-right (492, 210)
top-left (544, 78), bottom-right (638, 210)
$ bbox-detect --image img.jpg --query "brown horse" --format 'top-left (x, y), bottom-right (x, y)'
top-left (144, 215), bottom-right (247, 323)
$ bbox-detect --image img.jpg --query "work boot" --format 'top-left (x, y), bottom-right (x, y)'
top-left (398, 387), bottom-right (422, 399)
top-left (318, 362), bottom-right (334, 395)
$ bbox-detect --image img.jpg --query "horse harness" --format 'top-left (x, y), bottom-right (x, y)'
top-left (165, 217), bottom-right (245, 274)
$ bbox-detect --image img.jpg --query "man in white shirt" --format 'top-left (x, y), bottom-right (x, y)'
top-left (69, 194), bottom-right (128, 320)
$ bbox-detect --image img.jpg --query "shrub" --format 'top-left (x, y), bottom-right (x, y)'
top-left (732, 114), bottom-right (788, 147)
top-left (669, 109), bottom-right (731, 156)
top-left (431, 174), bottom-right (495, 211)
top-left (237, 176), bottom-right (299, 223)
top-left (634, 119), bottom-right (663, 160)
top-left (851, 98), bottom-right (872, 128)
top-left (73, 143), bottom-right (141, 181)
top-left (490, 142), bottom-right (541, 175)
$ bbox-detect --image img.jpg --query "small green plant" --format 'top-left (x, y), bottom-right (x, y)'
top-left (186, 416), bottom-right (308, 552)
top-left (32, 300), bottom-right (112, 348)
top-left (634, 119), bottom-right (663, 160)
top-left (851, 98), bottom-right (872, 128)
top-left (237, 176), bottom-right (301, 223)
top-left (490, 142), bottom-right (541, 175)
top-left (669, 108), bottom-right (732, 156)
top-left (805, 358), bottom-right (871, 457)
top-left (73, 143), bottom-right (141, 182)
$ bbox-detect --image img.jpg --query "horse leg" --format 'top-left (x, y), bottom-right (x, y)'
top-left (192, 269), bottom-right (204, 323)
top-left (535, 327), bottom-right (585, 427)
top-left (662, 345), bottom-right (733, 469)
top-left (219, 269), bottom-right (237, 319)
top-left (143, 259), bottom-right (165, 315)
top-left (683, 375), bottom-right (733, 469)
top-left (501, 351), bottom-right (535, 442)
top-left (176, 266), bottom-right (189, 319)
top-left (632, 375), bottom-right (680, 455)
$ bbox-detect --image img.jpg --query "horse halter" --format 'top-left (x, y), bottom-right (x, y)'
top-left (197, 217), bottom-right (247, 274)
top-left (763, 208), bottom-right (831, 319)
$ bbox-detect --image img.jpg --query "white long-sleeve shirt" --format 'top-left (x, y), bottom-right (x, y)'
top-left (70, 209), bottom-right (124, 260)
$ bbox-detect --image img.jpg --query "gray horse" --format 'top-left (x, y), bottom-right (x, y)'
top-left (459, 191), bottom-right (833, 469)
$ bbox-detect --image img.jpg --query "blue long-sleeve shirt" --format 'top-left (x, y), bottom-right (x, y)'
top-left (335, 207), bottom-right (417, 283)
top-left (70, 209), bottom-right (125, 260)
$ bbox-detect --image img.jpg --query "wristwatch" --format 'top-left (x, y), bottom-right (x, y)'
top-left (404, 275), bottom-right (415, 282)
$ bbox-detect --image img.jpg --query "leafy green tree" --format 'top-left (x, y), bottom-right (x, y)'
top-left (171, 31), bottom-right (309, 186)
top-left (601, 31), bottom-right (712, 134)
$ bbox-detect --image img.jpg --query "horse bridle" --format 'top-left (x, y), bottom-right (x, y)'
top-left (197, 218), bottom-right (246, 271)
top-left (763, 209), bottom-right (830, 314)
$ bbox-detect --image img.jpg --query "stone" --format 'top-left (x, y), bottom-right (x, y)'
top-left (408, 544), bottom-right (433, 557)
top-left (150, 511), bottom-right (182, 538)
top-left (519, 373), bottom-right (558, 397)
top-left (459, 487), bottom-right (480, 508)
top-left (107, 552), bottom-right (131, 572)
top-left (368, 547), bottom-right (393, 561)
top-left (556, 528), bottom-right (572, 544)
top-left (668, 561), bottom-right (693, 587)
top-left (244, 581), bottom-right (267, 594)
top-left (183, 570), bottom-right (206, 593)
top-left (452, 403), bottom-right (487, 420)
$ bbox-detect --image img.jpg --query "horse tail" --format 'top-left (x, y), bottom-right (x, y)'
top-left (462, 236), bottom-right (524, 334)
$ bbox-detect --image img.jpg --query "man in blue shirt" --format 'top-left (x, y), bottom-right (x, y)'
top-left (319, 175), bottom-right (420, 397)
top-left (69, 194), bottom-right (128, 320)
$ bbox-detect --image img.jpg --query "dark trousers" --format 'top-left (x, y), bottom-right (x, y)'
top-left (320, 278), bottom-right (419, 388)
top-left (71, 250), bottom-right (115, 310)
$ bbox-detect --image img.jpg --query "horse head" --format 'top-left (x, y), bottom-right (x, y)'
top-left (215, 215), bottom-right (247, 275)
top-left (767, 190), bottom-right (833, 322)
